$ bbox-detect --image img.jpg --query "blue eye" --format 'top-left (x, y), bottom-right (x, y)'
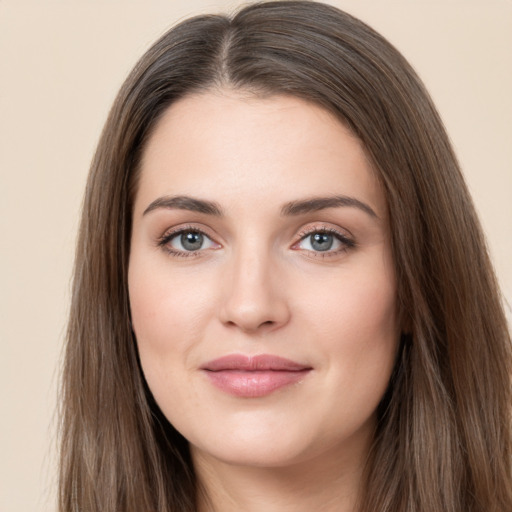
top-left (178, 231), bottom-right (205, 251)
top-left (309, 232), bottom-right (335, 251)
top-left (296, 229), bottom-right (354, 254)
top-left (159, 228), bottom-right (218, 256)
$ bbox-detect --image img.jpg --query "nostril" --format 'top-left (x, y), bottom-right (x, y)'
top-left (219, 281), bottom-right (291, 332)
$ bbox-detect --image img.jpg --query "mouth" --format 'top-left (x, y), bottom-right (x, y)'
top-left (200, 354), bottom-right (313, 398)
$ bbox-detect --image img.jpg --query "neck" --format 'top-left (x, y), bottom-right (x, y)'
top-left (193, 445), bottom-right (368, 512)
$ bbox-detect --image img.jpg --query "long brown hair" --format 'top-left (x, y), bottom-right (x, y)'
top-left (60, 1), bottom-right (512, 510)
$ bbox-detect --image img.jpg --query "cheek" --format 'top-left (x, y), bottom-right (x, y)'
top-left (128, 261), bottom-right (212, 425)
top-left (129, 253), bottom-right (212, 344)
top-left (303, 260), bottom-right (398, 399)
top-left (127, 254), bottom-right (210, 391)
top-left (302, 256), bottom-right (396, 341)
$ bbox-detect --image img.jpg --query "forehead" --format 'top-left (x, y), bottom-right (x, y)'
top-left (135, 90), bottom-right (386, 219)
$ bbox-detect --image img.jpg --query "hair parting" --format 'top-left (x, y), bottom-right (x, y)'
top-left (60, 2), bottom-right (512, 511)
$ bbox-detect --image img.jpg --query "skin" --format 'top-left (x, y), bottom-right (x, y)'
top-left (128, 90), bottom-right (399, 512)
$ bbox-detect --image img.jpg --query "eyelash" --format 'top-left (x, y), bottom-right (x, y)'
top-left (157, 224), bottom-right (356, 259)
top-left (157, 224), bottom-right (215, 258)
top-left (294, 226), bottom-right (356, 258)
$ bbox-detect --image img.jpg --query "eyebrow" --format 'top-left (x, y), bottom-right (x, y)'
top-left (142, 194), bottom-right (378, 219)
top-left (281, 195), bottom-right (378, 218)
top-left (143, 195), bottom-right (223, 216)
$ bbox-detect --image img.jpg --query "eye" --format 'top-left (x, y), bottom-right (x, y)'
top-left (158, 227), bottom-right (220, 257)
top-left (300, 232), bottom-right (337, 252)
top-left (293, 227), bottom-right (355, 256)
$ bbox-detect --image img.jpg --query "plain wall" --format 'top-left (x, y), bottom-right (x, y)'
top-left (1, 1), bottom-right (510, 510)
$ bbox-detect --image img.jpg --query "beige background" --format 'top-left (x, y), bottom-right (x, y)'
top-left (1, 1), bottom-right (510, 510)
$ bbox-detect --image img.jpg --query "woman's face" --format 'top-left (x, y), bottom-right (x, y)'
top-left (128, 91), bottom-right (398, 469)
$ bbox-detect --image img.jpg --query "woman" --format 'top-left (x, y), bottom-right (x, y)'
top-left (59, 1), bottom-right (512, 511)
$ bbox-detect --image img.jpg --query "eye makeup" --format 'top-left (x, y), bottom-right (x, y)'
top-left (292, 225), bottom-right (356, 259)
top-left (156, 223), bottom-right (220, 258)
top-left (156, 222), bottom-right (356, 260)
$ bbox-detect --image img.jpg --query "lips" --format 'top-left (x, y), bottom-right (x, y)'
top-left (200, 354), bottom-right (312, 398)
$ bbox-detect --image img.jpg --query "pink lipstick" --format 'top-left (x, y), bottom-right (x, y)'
top-left (201, 354), bottom-right (312, 398)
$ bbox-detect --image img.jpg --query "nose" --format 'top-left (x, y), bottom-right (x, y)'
top-left (218, 247), bottom-right (291, 334)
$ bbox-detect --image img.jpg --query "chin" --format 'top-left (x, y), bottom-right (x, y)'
top-left (193, 439), bottom-right (311, 469)
top-left (188, 416), bottom-right (364, 471)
